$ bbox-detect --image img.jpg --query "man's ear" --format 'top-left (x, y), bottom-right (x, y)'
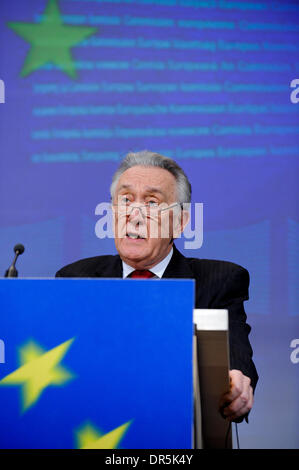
top-left (173, 209), bottom-right (190, 239)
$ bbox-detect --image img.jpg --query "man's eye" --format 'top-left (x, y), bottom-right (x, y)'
top-left (120, 196), bottom-right (131, 205)
top-left (147, 200), bottom-right (159, 207)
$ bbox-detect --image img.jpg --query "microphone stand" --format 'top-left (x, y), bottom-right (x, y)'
top-left (5, 253), bottom-right (18, 277)
top-left (4, 244), bottom-right (25, 278)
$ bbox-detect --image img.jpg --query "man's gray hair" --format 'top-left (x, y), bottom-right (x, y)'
top-left (110, 150), bottom-right (191, 203)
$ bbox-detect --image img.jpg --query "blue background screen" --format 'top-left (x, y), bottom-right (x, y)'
top-left (0, 0), bottom-right (298, 448)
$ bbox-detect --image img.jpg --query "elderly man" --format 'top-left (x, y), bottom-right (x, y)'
top-left (56, 150), bottom-right (258, 423)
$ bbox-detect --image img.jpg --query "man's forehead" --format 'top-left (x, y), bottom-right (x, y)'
top-left (116, 166), bottom-right (176, 192)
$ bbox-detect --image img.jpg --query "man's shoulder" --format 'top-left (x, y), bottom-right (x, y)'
top-left (187, 256), bottom-right (246, 273)
top-left (184, 255), bottom-right (249, 283)
top-left (55, 254), bottom-right (121, 278)
top-left (167, 247), bottom-right (249, 287)
top-left (180, 255), bottom-right (250, 302)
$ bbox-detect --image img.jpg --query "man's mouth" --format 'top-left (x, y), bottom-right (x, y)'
top-left (126, 232), bottom-right (146, 240)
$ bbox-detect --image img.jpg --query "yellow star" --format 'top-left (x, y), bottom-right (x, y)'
top-left (0, 338), bottom-right (75, 412)
top-left (76, 420), bottom-right (132, 449)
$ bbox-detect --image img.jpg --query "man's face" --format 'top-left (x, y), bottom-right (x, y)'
top-left (113, 166), bottom-right (181, 270)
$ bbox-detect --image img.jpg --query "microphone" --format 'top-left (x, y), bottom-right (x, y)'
top-left (4, 244), bottom-right (25, 278)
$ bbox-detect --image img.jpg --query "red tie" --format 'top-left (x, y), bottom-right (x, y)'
top-left (130, 270), bottom-right (154, 279)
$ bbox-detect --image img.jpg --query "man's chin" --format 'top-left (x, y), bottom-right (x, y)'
top-left (116, 237), bottom-right (148, 262)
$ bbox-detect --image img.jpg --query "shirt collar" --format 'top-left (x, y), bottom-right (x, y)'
top-left (122, 247), bottom-right (174, 279)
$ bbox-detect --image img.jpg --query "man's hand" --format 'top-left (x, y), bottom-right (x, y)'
top-left (219, 370), bottom-right (253, 422)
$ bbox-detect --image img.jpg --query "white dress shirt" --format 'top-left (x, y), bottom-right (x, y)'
top-left (122, 247), bottom-right (174, 279)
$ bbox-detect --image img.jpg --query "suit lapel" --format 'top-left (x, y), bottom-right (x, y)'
top-left (163, 245), bottom-right (201, 307)
top-left (94, 255), bottom-right (123, 278)
top-left (163, 245), bottom-right (195, 279)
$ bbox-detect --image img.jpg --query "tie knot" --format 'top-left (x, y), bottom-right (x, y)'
top-left (130, 270), bottom-right (154, 279)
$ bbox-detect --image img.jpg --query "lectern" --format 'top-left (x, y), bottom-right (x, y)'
top-left (0, 278), bottom-right (231, 449)
top-left (0, 278), bottom-right (194, 449)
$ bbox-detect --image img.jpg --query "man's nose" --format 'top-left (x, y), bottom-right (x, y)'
top-left (128, 206), bottom-right (145, 222)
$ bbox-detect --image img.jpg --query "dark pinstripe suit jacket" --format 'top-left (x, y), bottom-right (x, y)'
top-left (56, 245), bottom-right (258, 392)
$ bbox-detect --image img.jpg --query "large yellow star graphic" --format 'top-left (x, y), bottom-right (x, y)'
top-left (0, 338), bottom-right (75, 412)
top-left (76, 420), bottom-right (132, 449)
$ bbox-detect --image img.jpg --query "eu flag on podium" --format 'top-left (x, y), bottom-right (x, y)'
top-left (0, 278), bottom-right (194, 449)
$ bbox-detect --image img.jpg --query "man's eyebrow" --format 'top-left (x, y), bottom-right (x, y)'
top-left (117, 184), bottom-right (166, 196)
top-left (144, 186), bottom-right (165, 196)
top-left (117, 184), bottom-right (132, 191)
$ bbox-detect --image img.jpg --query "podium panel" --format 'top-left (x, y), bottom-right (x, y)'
top-left (193, 309), bottom-right (231, 449)
top-left (0, 278), bottom-right (194, 449)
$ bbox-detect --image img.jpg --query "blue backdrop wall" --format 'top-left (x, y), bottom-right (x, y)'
top-left (0, 0), bottom-right (298, 448)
